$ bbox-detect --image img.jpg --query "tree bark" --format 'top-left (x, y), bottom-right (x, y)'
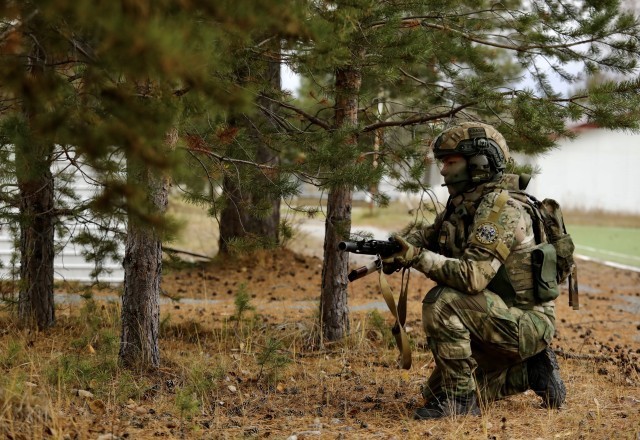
top-left (16, 34), bottom-right (55, 330)
top-left (219, 46), bottom-right (282, 253)
top-left (119, 162), bottom-right (168, 370)
top-left (320, 66), bottom-right (361, 341)
top-left (16, 145), bottom-right (55, 330)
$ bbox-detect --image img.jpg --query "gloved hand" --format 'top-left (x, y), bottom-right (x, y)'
top-left (382, 234), bottom-right (420, 271)
top-left (382, 259), bottom-right (402, 274)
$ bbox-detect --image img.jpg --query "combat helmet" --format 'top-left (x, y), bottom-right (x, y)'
top-left (431, 122), bottom-right (511, 183)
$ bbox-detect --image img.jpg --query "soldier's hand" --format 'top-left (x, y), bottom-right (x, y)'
top-left (382, 259), bottom-right (401, 274)
top-left (382, 235), bottom-right (420, 269)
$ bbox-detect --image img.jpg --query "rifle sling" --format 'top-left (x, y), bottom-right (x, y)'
top-left (379, 267), bottom-right (412, 369)
top-left (569, 268), bottom-right (579, 310)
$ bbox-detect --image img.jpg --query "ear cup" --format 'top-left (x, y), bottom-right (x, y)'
top-left (468, 154), bottom-right (492, 183)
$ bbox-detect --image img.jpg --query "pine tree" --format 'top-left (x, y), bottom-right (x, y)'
top-left (218, 39), bottom-right (284, 253)
top-left (0, 7), bottom-right (81, 329)
top-left (1, 2), bottom-right (305, 366)
top-left (279, 0), bottom-right (640, 341)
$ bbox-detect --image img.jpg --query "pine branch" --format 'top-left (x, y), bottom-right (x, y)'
top-left (363, 102), bottom-right (477, 132)
top-left (417, 20), bottom-right (610, 53)
top-left (53, 27), bottom-right (96, 63)
top-left (183, 141), bottom-right (323, 186)
top-left (184, 145), bottom-right (276, 170)
top-left (0, 9), bottom-right (39, 42)
top-left (185, 149), bottom-right (219, 202)
top-left (262, 95), bottom-right (332, 130)
top-left (255, 102), bottom-right (306, 134)
top-left (163, 246), bottom-right (211, 260)
top-left (367, 8), bottom-right (510, 29)
top-left (52, 202), bottom-right (94, 218)
top-left (0, 187), bottom-right (18, 207)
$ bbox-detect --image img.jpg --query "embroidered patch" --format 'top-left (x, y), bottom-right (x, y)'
top-left (475, 222), bottom-right (499, 245)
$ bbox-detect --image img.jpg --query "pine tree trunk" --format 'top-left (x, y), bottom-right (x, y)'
top-left (219, 47), bottom-right (281, 253)
top-left (16, 145), bottom-right (55, 330)
top-left (16, 39), bottom-right (55, 330)
top-left (119, 163), bottom-right (168, 370)
top-left (320, 66), bottom-right (361, 341)
top-left (218, 142), bottom-right (281, 253)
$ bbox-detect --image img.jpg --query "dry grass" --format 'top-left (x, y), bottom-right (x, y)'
top-left (0, 251), bottom-right (639, 439)
top-left (1, 198), bottom-right (639, 438)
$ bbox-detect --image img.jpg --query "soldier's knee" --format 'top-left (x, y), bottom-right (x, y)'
top-left (422, 285), bottom-right (464, 306)
top-left (421, 285), bottom-right (466, 335)
top-left (421, 286), bottom-right (463, 316)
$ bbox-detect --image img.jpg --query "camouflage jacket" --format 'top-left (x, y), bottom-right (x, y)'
top-left (406, 174), bottom-right (547, 311)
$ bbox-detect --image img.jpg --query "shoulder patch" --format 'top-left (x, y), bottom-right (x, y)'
top-left (475, 222), bottom-right (499, 245)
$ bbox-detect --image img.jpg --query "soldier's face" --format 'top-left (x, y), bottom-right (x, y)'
top-left (439, 154), bottom-right (470, 196)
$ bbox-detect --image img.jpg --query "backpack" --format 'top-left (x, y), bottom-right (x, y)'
top-left (510, 192), bottom-right (579, 310)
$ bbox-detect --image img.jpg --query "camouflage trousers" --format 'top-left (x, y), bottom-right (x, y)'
top-left (420, 285), bottom-right (554, 402)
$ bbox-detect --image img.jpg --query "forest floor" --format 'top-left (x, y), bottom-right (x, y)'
top-left (1, 248), bottom-right (639, 439)
top-left (1, 207), bottom-right (640, 439)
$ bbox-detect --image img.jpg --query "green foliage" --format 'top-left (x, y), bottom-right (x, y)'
top-left (115, 369), bottom-right (150, 402)
top-left (79, 297), bottom-right (120, 333)
top-left (278, 219), bottom-right (296, 247)
top-left (224, 235), bottom-right (278, 255)
top-left (0, 1), bottom-right (310, 297)
top-left (233, 283), bottom-right (256, 322)
top-left (184, 359), bottom-right (224, 396)
top-left (46, 352), bottom-right (118, 394)
top-left (0, 339), bottom-right (24, 370)
top-left (256, 337), bottom-right (292, 385)
top-left (175, 389), bottom-right (200, 420)
top-left (47, 299), bottom-right (122, 395)
top-left (368, 309), bottom-right (394, 348)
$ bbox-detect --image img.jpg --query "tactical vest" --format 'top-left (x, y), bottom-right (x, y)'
top-left (435, 187), bottom-right (556, 319)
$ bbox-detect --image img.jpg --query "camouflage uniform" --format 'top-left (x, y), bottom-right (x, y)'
top-left (406, 173), bottom-right (556, 402)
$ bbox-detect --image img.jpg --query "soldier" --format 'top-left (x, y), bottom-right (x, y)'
top-left (384, 122), bottom-right (566, 419)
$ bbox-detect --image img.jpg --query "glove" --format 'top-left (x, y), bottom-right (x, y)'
top-left (382, 259), bottom-right (402, 274)
top-left (382, 234), bottom-right (420, 270)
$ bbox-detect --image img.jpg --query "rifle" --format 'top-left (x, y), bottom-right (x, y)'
top-left (338, 237), bottom-right (413, 369)
top-left (338, 238), bottom-right (402, 282)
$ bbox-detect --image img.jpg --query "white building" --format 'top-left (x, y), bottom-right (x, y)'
top-left (516, 124), bottom-right (640, 215)
top-left (297, 124), bottom-right (640, 215)
top-left (0, 157), bottom-right (124, 283)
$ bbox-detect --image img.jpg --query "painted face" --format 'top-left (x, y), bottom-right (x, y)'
top-left (439, 154), bottom-right (470, 196)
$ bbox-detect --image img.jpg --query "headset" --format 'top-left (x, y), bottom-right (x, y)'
top-left (464, 137), bottom-right (507, 183)
top-left (434, 131), bottom-right (508, 187)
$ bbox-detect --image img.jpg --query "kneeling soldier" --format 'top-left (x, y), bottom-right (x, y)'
top-left (385, 122), bottom-right (566, 419)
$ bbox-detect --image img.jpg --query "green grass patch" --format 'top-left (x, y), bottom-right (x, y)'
top-left (567, 224), bottom-right (640, 268)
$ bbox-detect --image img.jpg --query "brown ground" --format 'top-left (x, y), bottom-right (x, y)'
top-left (1, 248), bottom-right (640, 439)
top-left (161, 251), bottom-right (640, 439)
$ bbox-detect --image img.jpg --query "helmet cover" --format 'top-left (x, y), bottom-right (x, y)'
top-left (431, 122), bottom-right (511, 171)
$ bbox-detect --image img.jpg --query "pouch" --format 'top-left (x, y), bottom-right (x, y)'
top-left (553, 233), bottom-right (575, 283)
top-left (532, 243), bottom-right (559, 302)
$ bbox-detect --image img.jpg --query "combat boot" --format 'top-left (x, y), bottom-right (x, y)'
top-left (413, 393), bottom-right (481, 420)
top-left (527, 346), bottom-right (566, 408)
